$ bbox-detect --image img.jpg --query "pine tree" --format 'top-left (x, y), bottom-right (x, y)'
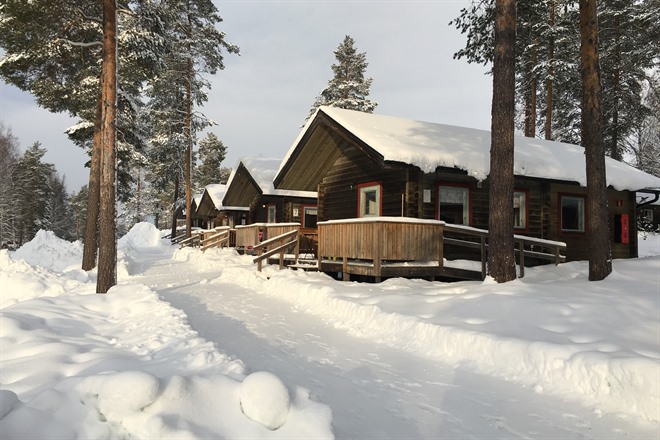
top-left (579, 0), bottom-right (612, 281)
top-left (195, 133), bottom-right (228, 189)
top-left (0, 124), bottom-right (20, 247)
top-left (145, 0), bottom-right (238, 239)
top-left (307, 35), bottom-right (377, 121)
top-left (47, 173), bottom-right (74, 241)
top-left (488, 0), bottom-right (517, 283)
top-left (69, 185), bottom-right (89, 241)
top-left (10, 143), bottom-right (55, 246)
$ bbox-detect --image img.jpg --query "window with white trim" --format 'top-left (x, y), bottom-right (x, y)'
top-left (513, 191), bottom-right (527, 230)
top-left (438, 185), bottom-right (470, 225)
top-left (358, 183), bottom-right (381, 217)
top-left (561, 195), bottom-right (585, 232)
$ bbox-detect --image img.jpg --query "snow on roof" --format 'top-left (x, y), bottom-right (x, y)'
top-left (205, 184), bottom-right (228, 209)
top-left (283, 106), bottom-right (659, 192)
top-left (230, 156), bottom-right (317, 198)
top-left (193, 192), bottom-right (203, 208)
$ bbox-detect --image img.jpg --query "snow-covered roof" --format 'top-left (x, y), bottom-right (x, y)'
top-left (280, 106), bottom-right (660, 192)
top-left (228, 157), bottom-right (317, 198)
top-left (205, 184), bottom-right (228, 210)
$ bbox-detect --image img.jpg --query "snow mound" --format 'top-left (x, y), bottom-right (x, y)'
top-left (12, 230), bottom-right (83, 273)
top-left (118, 222), bottom-right (164, 250)
top-left (240, 371), bottom-right (291, 430)
top-left (0, 390), bottom-right (19, 419)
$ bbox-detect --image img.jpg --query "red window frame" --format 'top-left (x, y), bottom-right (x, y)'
top-left (513, 189), bottom-right (530, 232)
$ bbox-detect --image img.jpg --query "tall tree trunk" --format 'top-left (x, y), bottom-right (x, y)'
top-left (545, 0), bottom-right (555, 140)
top-left (97, 0), bottom-right (118, 293)
top-left (81, 95), bottom-right (103, 271)
top-left (185, 57), bottom-right (193, 239)
top-left (488, 0), bottom-right (517, 283)
top-left (525, 46), bottom-right (538, 138)
top-left (170, 173), bottom-right (180, 239)
top-left (579, 0), bottom-right (612, 281)
top-left (610, 13), bottom-right (622, 161)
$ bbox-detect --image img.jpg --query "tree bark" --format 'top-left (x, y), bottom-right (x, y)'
top-left (81, 94), bottom-right (102, 271)
top-left (170, 173), bottom-right (180, 239)
top-left (524, 45), bottom-right (537, 138)
top-left (488, 0), bottom-right (517, 283)
top-left (579, 0), bottom-right (612, 281)
top-left (185, 57), bottom-right (193, 239)
top-left (96, 0), bottom-right (118, 293)
top-left (545, 0), bottom-right (555, 140)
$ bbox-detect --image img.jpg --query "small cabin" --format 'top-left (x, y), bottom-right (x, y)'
top-left (223, 157), bottom-right (318, 229)
top-left (195, 183), bottom-right (249, 229)
top-left (274, 107), bottom-right (660, 262)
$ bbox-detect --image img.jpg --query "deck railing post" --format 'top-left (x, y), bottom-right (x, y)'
top-left (480, 236), bottom-right (487, 279)
top-left (438, 224), bottom-right (444, 269)
top-left (519, 240), bottom-right (525, 278)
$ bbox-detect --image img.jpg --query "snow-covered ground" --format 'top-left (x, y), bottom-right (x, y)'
top-left (1, 224), bottom-right (659, 439)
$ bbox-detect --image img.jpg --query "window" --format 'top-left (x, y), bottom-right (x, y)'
top-left (561, 195), bottom-right (585, 232)
top-left (267, 205), bottom-right (276, 223)
top-left (513, 190), bottom-right (527, 230)
top-left (437, 185), bottom-right (470, 225)
top-left (302, 206), bottom-right (318, 228)
top-left (358, 182), bottom-right (382, 217)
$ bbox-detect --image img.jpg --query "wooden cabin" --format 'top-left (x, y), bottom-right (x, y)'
top-left (637, 190), bottom-right (660, 231)
top-left (274, 107), bottom-right (660, 262)
top-left (195, 183), bottom-right (249, 229)
top-left (223, 157), bottom-right (318, 229)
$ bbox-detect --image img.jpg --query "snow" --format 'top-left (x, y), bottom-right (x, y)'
top-left (281, 106), bottom-right (660, 191)
top-left (1, 223), bottom-right (659, 439)
top-left (204, 183), bottom-right (228, 209)
top-left (228, 157), bottom-right (317, 198)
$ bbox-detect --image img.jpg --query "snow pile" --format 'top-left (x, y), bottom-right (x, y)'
top-left (12, 230), bottom-right (83, 273)
top-left (118, 221), bottom-right (165, 250)
top-left (207, 247), bottom-right (660, 423)
top-left (0, 237), bottom-right (334, 439)
top-left (240, 371), bottom-right (291, 430)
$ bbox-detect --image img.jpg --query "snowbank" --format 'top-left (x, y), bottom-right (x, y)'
top-left (118, 222), bottom-right (166, 250)
top-left (11, 230), bottom-right (83, 273)
top-left (0, 235), bottom-right (334, 439)
top-left (207, 250), bottom-right (660, 423)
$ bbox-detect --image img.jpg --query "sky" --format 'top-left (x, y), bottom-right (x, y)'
top-left (0, 0), bottom-right (492, 192)
top-left (1, 225), bottom-right (659, 438)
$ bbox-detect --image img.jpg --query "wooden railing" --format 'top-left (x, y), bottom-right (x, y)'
top-left (253, 228), bottom-right (300, 271)
top-left (200, 227), bottom-right (231, 251)
top-left (235, 223), bottom-right (301, 253)
top-left (178, 231), bottom-right (202, 248)
top-left (317, 217), bottom-right (566, 281)
top-left (443, 224), bottom-right (566, 279)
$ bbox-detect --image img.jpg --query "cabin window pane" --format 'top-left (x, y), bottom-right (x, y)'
top-left (359, 184), bottom-right (381, 217)
top-left (303, 206), bottom-right (318, 228)
top-left (561, 196), bottom-right (585, 232)
top-left (267, 205), bottom-right (276, 223)
top-left (438, 185), bottom-right (470, 225)
top-left (513, 191), bottom-right (526, 229)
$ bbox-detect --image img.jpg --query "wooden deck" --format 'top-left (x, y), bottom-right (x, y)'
top-left (316, 217), bottom-right (566, 282)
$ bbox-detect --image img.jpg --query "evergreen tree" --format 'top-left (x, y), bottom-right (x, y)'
top-left (69, 185), bottom-right (89, 241)
top-left (145, 0), bottom-right (238, 238)
top-left (488, 0), bottom-right (517, 283)
top-left (10, 143), bottom-right (55, 246)
top-left (47, 173), bottom-right (75, 241)
top-left (195, 132), bottom-right (228, 189)
top-left (0, 124), bottom-right (20, 247)
top-left (451, 0), bottom-right (659, 155)
top-left (579, 0), bottom-right (612, 281)
top-left (307, 35), bottom-right (377, 121)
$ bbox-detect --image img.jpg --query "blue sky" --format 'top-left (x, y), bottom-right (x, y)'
top-left (0, 0), bottom-right (492, 192)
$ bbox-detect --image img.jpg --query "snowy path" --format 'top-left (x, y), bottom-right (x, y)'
top-left (129, 247), bottom-right (656, 439)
